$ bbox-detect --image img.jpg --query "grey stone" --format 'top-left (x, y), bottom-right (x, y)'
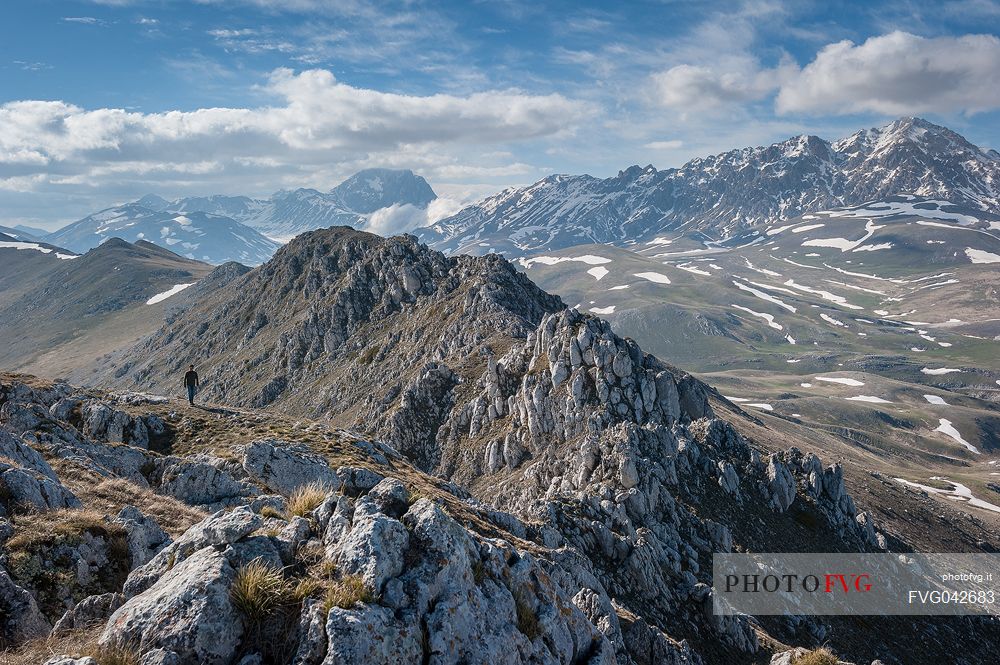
top-left (101, 547), bottom-right (243, 665)
top-left (52, 592), bottom-right (126, 636)
top-left (240, 439), bottom-right (341, 495)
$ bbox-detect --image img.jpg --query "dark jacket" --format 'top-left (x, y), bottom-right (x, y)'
top-left (184, 370), bottom-right (199, 388)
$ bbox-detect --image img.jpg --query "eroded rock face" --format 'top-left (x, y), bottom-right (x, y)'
top-left (101, 547), bottom-right (243, 664)
top-left (157, 455), bottom-right (257, 508)
top-left (115, 506), bottom-right (171, 569)
top-left (0, 428), bottom-right (80, 513)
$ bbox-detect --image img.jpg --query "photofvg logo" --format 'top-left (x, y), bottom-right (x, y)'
top-left (723, 571), bottom-right (872, 595)
top-left (713, 553), bottom-right (1000, 616)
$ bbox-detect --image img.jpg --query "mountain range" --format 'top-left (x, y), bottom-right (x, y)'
top-left (38, 168), bottom-right (438, 265)
top-left (417, 117), bottom-right (1000, 256)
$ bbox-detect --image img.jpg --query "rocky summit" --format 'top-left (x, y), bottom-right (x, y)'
top-left (1, 228), bottom-right (996, 665)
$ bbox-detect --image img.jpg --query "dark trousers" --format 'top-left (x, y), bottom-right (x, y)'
top-left (187, 385), bottom-right (196, 404)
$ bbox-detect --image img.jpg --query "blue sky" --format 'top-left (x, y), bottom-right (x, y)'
top-left (3, 0), bottom-right (1000, 230)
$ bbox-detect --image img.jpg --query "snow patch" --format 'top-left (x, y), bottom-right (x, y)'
top-left (732, 280), bottom-right (796, 313)
top-left (845, 395), bottom-right (892, 404)
top-left (633, 271), bottom-right (671, 285)
top-left (815, 376), bottom-right (865, 387)
top-left (522, 254), bottom-right (612, 268)
top-left (0, 241), bottom-right (76, 260)
top-left (934, 419), bottom-right (979, 454)
top-left (921, 367), bottom-right (962, 375)
top-left (965, 248), bottom-right (1000, 264)
top-left (587, 266), bottom-right (609, 281)
top-left (146, 283), bottom-right (195, 305)
top-left (731, 304), bottom-right (782, 330)
top-left (923, 395), bottom-right (947, 405)
top-left (677, 263), bottom-right (712, 276)
top-left (896, 478), bottom-right (999, 513)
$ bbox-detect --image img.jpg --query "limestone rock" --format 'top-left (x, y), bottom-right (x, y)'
top-left (125, 506), bottom-right (261, 596)
top-left (101, 547), bottom-right (243, 665)
top-left (240, 439), bottom-right (342, 495)
top-left (115, 505), bottom-right (171, 568)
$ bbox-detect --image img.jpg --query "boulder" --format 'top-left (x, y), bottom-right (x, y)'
top-left (332, 497), bottom-right (409, 592)
top-left (0, 461), bottom-right (80, 513)
top-left (240, 439), bottom-right (341, 495)
top-left (158, 455), bottom-right (255, 507)
top-left (125, 506), bottom-right (261, 596)
top-left (101, 547), bottom-right (243, 665)
top-left (323, 604), bottom-right (422, 665)
top-left (115, 505), bottom-right (171, 568)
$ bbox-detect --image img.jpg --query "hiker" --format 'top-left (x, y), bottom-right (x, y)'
top-left (183, 365), bottom-right (199, 405)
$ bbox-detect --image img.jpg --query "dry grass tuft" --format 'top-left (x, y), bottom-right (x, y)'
top-left (322, 575), bottom-right (373, 613)
top-left (6, 508), bottom-right (126, 553)
top-left (286, 481), bottom-right (330, 518)
top-left (47, 465), bottom-right (206, 537)
top-left (793, 647), bottom-right (839, 665)
top-left (230, 559), bottom-right (292, 624)
top-left (90, 644), bottom-right (142, 665)
top-left (260, 505), bottom-right (285, 520)
top-left (292, 577), bottom-right (325, 601)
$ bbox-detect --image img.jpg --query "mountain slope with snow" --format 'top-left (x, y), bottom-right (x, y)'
top-left (419, 118), bottom-right (1000, 256)
top-left (45, 205), bottom-right (280, 265)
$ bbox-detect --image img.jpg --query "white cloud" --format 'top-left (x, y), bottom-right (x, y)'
top-left (365, 197), bottom-right (466, 236)
top-left (62, 16), bottom-right (107, 25)
top-left (776, 32), bottom-right (1000, 115)
top-left (645, 140), bottom-right (683, 150)
top-left (0, 68), bottom-right (591, 196)
top-left (652, 58), bottom-right (797, 112)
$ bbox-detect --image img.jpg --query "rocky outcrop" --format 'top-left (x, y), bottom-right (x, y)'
top-left (124, 507), bottom-right (261, 596)
top-left (156, 455), bottom-right (257, 509)
top-left (114, 506), bottom-right (171, 568)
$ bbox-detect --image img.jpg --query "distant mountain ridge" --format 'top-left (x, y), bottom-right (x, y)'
top-left (138, 167), bottom-right (437, 241)
top-left (417, 117), bottom-right (1000, 256)
top-left (46, 205), bottom-right (280, 265)
top-left (39, 168), bottom-right (438, 264)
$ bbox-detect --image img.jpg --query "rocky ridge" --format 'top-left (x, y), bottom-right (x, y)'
top-left (1, 370), bottom-right (899, 665)
top-left (53, 227), bottom-right (989, 662)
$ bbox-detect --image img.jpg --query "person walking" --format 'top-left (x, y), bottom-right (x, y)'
top-left (183, 365), bottom-right (199, 405)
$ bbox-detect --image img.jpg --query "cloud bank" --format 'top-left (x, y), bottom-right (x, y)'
top-left (653, 31), bottom-right (1000, 117)
top-left (0, 68), bottom-right (592, 199)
